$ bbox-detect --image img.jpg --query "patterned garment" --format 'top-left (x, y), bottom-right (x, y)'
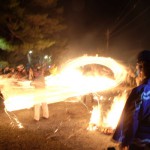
top-left (112, 78), bottom-right (150, 147)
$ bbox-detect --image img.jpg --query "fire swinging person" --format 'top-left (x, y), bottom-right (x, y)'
top-left (31, 66), bottom-right (49, 121)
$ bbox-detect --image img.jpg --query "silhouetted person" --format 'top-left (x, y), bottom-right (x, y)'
top-left (112, 50), bottom-right (150, 150)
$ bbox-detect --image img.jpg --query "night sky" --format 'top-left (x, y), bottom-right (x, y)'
top-left (61, 0), bottom-right (150, 62)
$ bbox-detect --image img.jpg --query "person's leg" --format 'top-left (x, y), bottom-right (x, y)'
top-left (42, 103), bottom-right (49, 119)
top-left (34, 104), bottom-right (41, 121)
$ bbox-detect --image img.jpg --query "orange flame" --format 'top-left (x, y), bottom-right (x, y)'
top-left (87, 105), bottom-right (101, 131)
top-left (102, 92), bottom-right (127, 129)
top-left (87, 92), bottom-right (127, 131)
top-left (1, 56), bottom-right (127, 112)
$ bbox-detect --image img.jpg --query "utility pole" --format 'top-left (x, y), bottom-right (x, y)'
top-left (106, 28), bottom-right (110, 51)
top-left (27, 50), bottom-right (33, 65)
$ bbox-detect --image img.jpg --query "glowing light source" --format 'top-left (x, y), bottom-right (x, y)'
top-left (87, 92), bottom-right (127, 131)
top-left (2, 56), bottom-right (127, 112)
top-left (103, 93), bottom-right (127, 129)
top-left (29, 50), bottom-right (32, 54)
top-left (44, 55), bottom-right (48, 59)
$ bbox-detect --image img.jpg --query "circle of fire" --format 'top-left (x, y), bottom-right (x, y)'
top-left (3, 56), bottom-right (127, 111)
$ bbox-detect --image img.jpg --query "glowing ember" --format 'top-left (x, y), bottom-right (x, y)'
top-left (1, 56), bottom-right (127, 112)
top-left (5, 109), bottom-right (24, 129)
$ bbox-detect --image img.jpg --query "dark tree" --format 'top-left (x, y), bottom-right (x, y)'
top-left (0, 0), bottom-right (67, 65)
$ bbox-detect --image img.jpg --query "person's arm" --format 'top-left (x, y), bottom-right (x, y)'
top-left (112, 88), bottom-right (141, 147)
top-left (121, 88), bottom-right (141, 147)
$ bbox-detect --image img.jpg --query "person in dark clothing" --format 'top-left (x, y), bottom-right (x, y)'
top-left (112, 50), bottom-right (150, 150)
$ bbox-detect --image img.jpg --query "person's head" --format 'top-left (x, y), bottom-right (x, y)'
top-left (4, 66), bottom-right (9, 71)
top-left (17, 64), bottom-right (24, 72)
top-left (137, 50), bottom-right (150, 78)
top-left (10, 67), bottom-right (15, 73)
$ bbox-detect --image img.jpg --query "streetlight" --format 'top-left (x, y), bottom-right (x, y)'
top-left (29, 50), bottom-right (33, 54)
top-left (44, 55), bottom-right (48, 59)
top-left (27, 50), bottom-right (33, 64)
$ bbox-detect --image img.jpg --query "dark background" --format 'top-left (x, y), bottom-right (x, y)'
top-left (61, 0), bottom-right (150, 62)
top-left (0, 0), bottom-right (150, 65)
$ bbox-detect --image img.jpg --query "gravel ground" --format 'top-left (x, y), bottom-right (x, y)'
top-left (0, 100), bottom-right (119, 150)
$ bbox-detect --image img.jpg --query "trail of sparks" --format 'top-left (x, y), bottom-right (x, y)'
top-left (4, 108), bottom-right (24, 128)
top-left (1, 56), bottom-right (127, 112)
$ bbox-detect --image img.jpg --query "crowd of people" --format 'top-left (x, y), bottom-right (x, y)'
top-left (0, 63), bottom-right (58, 121)
top-left (125, 63), bottom-right (143, 87)
top-left (0, 59), bottom-right (143, 89)
top-left (0, 63), bottom-right (57, 81)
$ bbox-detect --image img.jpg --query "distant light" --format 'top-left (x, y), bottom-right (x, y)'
top-left (44, 55), bottom-right (48, 59)
top-left (29, 50), bottom-right (32, 54)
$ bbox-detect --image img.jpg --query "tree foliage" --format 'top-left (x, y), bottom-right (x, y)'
top-left (0, 0), bottom-right (67, 64)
